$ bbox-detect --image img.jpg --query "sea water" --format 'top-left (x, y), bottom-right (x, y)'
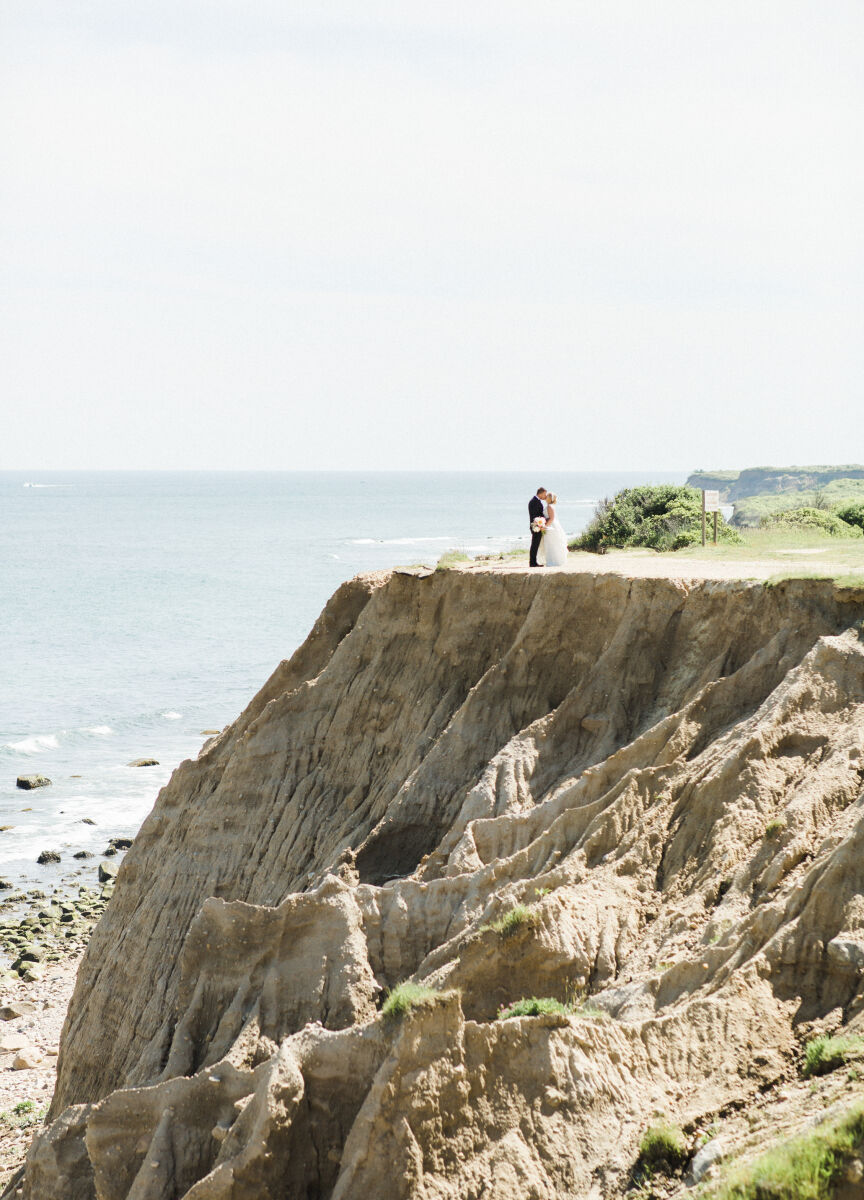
top-left (0, 470), bottom-right (683, 890)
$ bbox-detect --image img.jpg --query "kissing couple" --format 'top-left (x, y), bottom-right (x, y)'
top-left (528, 487), bottom-right (568, 568)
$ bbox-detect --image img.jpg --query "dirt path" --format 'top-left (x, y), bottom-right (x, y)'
top-left (461, 547), bottom-right (864, 582)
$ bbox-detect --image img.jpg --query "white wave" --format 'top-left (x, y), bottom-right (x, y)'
top-left (349, 538), bottom-right (378, 545)
top-left (23, 482), bottom-right (69, 488)
top-left (82, 725), bottom-right (113, 736)
top-left (381, 536), bottom-right (455, 546)
top-left (5, 733), bottom-right (60, 755)
top-left (161, 711), bottom-right (182, 720)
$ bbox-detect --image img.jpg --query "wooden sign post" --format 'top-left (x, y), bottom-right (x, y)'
top-left (702, 490), bottom-right (721, 546)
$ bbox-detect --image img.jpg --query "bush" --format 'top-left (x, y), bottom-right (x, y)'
top-left (835, 502), bottom-right (864, 533)
top-left (381, 981), bottom-right (439, 1019)
top-left (803, 1034), bottom-right (859, 1078)
top-left (759, 507), bottom-right (862, 538)
top-left (713, 1102), bottom-right (864, 1199)
top-left (764, 819), bottom-right (786, 840)
top-left (636, 1120), bottom-right (690, 1175)
top-left (572, 485), bottom-right (741, 553)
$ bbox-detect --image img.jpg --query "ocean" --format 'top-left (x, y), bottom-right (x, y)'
top-left (1, 470), bottom-right (684, 892)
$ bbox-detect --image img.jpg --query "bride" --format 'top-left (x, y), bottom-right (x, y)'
top-left (539, 492), bottom-right (568, 567)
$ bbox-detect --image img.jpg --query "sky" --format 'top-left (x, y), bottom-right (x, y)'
top-left (1, 1), bottom-right (862, 472)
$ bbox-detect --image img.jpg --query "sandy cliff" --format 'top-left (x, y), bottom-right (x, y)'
top-left (9, 568), bottom-right (864, 1198)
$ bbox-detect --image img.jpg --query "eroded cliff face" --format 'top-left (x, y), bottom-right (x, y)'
top-left (12, 569), bottom-right (864, 1199)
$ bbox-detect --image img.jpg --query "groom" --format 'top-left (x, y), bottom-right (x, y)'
top-left (528, 487), bottom-right (548, 568)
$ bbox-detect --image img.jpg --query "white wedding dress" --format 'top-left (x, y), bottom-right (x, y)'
top-left (539, 513), bottom-right (568, 567)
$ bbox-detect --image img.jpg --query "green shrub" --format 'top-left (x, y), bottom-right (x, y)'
top-left (759, 507), bottom-right (862, 538)
top-left (483, 903), bottom-right (538, 937)
top-left (712, 1102), bottom-right (864, 1199)
top-left (835, 502), bottom-right (864, 533)
top-left (764, 819), bottom-right (786, 840)
top-left (802, 1034), bottom-right (859, 1078)
top-left (381, 981), bottom-right (439, 1019)
top-left (572, 485), bottom-right (741, 553)
top-left (498, 996), bottom-right (571, 1020)
top-left (636, 1120), bottom-right (690, 1175)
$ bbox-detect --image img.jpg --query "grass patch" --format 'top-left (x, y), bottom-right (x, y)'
top-left (760, 507), bottom-right (862, 538)
top-left (764, 819), bottom-right (787, 840)
top-left (481, 903), bottom-right (539, 938)
top-left (711, 1101), bottom-right (864, 1199)
top-left (802, 1034), bottom-right (862, 1078)
top-left (497, 996), bottom-right (572, 1020)
top-left (0, 1099), bottom-right (47, 1129)
top-left (435, 550), bottom-right (471, 571)
top-left (635, 1120), bottom-right (690, 1176)
top-left (381, 980), bottom-right (440, 1020)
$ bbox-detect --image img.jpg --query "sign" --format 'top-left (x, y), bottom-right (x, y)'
top-left (701, 490), bottom-right (721, 546)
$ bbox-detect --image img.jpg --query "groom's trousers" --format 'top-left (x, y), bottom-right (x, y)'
top-left (529, 529), bottom-right (543, 566)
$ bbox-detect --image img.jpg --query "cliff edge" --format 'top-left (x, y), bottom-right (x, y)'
top-left (10, 568), bottom-right (864, 1198)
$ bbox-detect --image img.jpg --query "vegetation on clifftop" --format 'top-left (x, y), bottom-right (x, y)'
top-left (571, 485), bottom-right (741, 553)
top-left (759, 507), bottom-right (863, 538)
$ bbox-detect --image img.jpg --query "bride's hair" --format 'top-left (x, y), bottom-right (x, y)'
top-left (548, 492), bottom-right (558, 504)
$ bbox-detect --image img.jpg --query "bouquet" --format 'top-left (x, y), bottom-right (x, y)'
top-left (530, 518), bottom-right (547, 534)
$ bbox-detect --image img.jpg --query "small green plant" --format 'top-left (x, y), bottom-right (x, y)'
top-left (534, 886), bottom-right (551, 898)
top-left (381, 981), bottom-right (439, 1020)
top-left (636, 1120), bottom-right (690, 1176)
top-left (498, 996), bottom-right (571, 1020)
top-left (802, 1034), bottom-right (861, 1078)
top-left (0, 1100), bottom-right (47, 1129)
top-left (711, 1101), bottom-right (864, 1199)
top-left (764, 818), bottom-right (787, 840)
top-left (435, 550), bottom-right (471, 572)
top-left (482, 904), bottom-right (539, 938)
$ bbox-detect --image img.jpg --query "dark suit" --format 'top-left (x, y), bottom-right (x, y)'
top-left (528, 495), bottom-right (545, 566)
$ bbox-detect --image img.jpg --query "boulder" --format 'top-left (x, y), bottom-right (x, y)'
top-left (0, 1001), bottom-right (37, 1020)
top-left (36, 850), bottom-right (61, 864)
top-left (127, 759), bottom-right (159, 768)
top-left (16, 775), bottom-right (52, 790)
top-left (73, 851), bottom-right (94, 860)
top-left (13, 1045), bottom-right (43, 1070)
top-left (108, 837), bottom-right (133, 851)
top-left (98, 861), bottom-right (119, 883)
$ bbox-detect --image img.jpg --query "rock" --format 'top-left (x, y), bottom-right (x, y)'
top-left (0, 878), bottom-right (13, 890)
top-left (108, 837), bottom-right (133, 850)
top-left (36, 850), bottom-right (61, 864)
top-left (13, 1046), bottom-right (43, 1069)
top-left (80, 818), bottom-right (96, 825)
top-left (73, 851), bottom-right (94, 860)
top-left (0, 825), bottom-right (14, 831)
top-left (16, 775), bottom-right (52, 790)
top-left (127, 759), bottom-right (159, 768)
top-left (103, 846), bottom-right (117, 857)
top-left (20, 962), bottom-right (47, 982)
top-left (201, 730), bottom-right (220, 735)
top-left (98, 861), bottom-right (119, 883)
top-left (18, 571), bottom-right (864, 1200)
top-left (0, 1032), bottom-right (30, 1052)
top-left (689, 1138), bottom-right (728, 1184)
top-left (0, 1001), bottom-right (37, 1020)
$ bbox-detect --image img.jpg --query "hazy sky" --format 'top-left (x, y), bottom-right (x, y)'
top-left (2, 2), bottom-right (862, 471)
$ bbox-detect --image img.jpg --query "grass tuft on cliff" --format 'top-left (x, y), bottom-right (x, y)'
top-left (572, 485), bottom-right (741, 554)
top-left (636, 1120), bottom-right (690, 1175)
top-left (711, 1101), bottom-right (864, 1199)
top-left (482, 903), bottom-right (539, 937)
top-left (497, 997), bottom-right (571, 1020)
top-left (802, 1034), bottom-right (862, 1078)
top-left (381, 981), bottom-right (440, 1019)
